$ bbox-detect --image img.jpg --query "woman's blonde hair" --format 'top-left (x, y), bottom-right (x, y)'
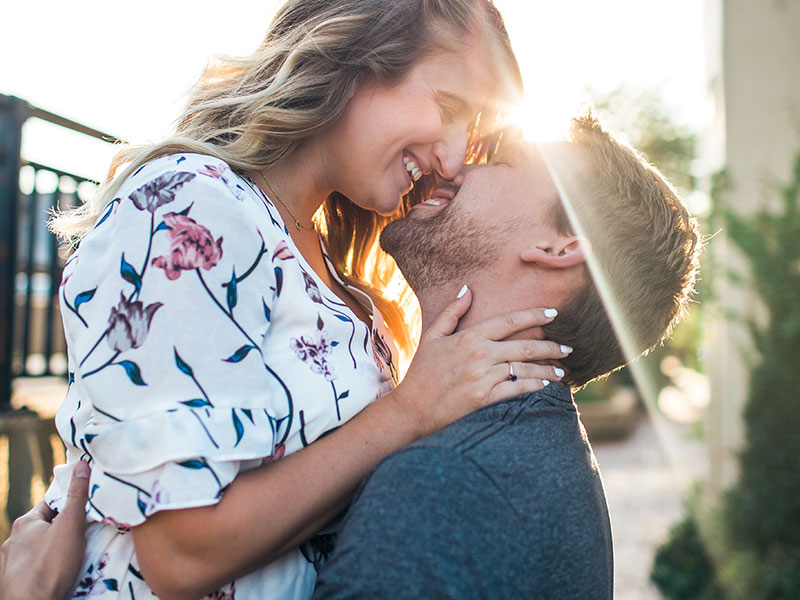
top-left (52, 0), bottom-right (521, 360)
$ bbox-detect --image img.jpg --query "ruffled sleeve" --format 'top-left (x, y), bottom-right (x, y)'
top-left (49, 154), bottom-right (290, 527)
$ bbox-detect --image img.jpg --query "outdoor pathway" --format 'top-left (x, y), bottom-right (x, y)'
top-left (592, 414), bottom-right (708, 599)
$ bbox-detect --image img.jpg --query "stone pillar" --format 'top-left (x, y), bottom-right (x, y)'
top-left (705, 0), bottom-right (800, 491)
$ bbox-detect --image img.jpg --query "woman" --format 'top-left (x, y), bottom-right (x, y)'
top-left (12, 1), bottom-right (568, 598)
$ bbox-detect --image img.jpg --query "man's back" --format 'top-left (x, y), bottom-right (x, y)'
top-left (314, 384), bottom-right (614, 599)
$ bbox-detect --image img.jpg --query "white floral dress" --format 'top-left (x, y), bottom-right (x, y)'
top-left (44, 153), bottom-right (398, 600)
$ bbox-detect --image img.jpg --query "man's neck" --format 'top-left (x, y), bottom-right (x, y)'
top-left (417, 283), bottom-right (466, 333)
top-left (417, 278), bottom-right (508, 335)
top-left (416, 276), bottom-right (551, 341)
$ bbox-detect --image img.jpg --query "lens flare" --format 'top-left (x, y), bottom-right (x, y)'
top-left (538, 141), bottom-right (702, 493)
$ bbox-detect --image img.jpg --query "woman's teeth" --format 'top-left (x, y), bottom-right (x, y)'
top-left (403, 156), bottom-right (422, 181)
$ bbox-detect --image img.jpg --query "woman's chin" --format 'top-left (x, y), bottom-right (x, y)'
top-left (354, 194), bottom-right (404, 217)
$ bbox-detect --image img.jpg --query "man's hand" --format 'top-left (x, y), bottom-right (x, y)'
top-left (0, 461), bottom-right (90, 600)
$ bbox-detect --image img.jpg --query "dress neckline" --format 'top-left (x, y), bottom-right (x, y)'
top-left (241, 173), bottom-right (382, 336)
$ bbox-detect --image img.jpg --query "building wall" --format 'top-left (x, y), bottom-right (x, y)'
top-left (705, 0), bottom-right (800, 490)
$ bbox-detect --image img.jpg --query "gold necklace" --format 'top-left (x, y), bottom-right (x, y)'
top-left (252, 170), bottom-right (315, 232)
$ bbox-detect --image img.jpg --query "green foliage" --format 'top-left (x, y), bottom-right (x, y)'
top-left (651, 516), bottom-right (724, 599)
top-left (591, 86), bottom-right (697, 195)
top-left (739, 547), bottom-right (800, 599)
top-left (721, 153), bottom-right (800, 572)
top-left (652, 153), bottom-right (800, 599)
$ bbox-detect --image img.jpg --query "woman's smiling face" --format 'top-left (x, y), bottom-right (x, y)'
top-left (321, 33), bottom-right (498, 216)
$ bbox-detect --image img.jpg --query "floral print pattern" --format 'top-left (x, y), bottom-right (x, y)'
top-left (207, 583), bottom-right (237, 600)
top-left (45, 154), bottom-right (397, 600)
top-left (106, 293), bottom-right (162, 352)
top-left (302, 271), bottom-right (324, 304)
top-left (272, 240), bottom-right (295, 261)
top-left (151, 212), bottom-right (224, 279)
top-left (99, 516), bottom-right (131, 533)
top-left (198, 162), bottom-right (246, 200)
top-left (291, 330), bottom-right (336, 381)
top-left (73, 553), bottom-right (117, 598)
top-left (129, 171), bottom-right (195, 213)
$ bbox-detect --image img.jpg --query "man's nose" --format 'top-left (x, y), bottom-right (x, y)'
top-left (431, 125), bottom-right (468, 180)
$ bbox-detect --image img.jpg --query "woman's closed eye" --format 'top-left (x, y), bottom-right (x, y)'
top-left (434, 92), bottom-right (473, 125)
top-left (438, 103), bottom-right (458, 124)
top-left (489, 145), bottom-right (519, 167)
top-left (491, 158), bottom-right (512, 167)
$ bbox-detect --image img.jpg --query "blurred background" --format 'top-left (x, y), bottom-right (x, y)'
top-left (1, 1), bottom-right (798, 598)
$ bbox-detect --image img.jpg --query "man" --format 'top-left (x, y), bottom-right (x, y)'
top-left (311, 111), bottom-right (700, 598)
top-left (0, 111), bottom-right (700, 599)
top-left (0, 461), bottom-right (91, 600)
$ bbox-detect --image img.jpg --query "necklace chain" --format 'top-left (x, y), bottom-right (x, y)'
top-left (252, 170), bottom-right (315, 232)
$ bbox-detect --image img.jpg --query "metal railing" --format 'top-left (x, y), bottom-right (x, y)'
top-left (15, 161), bottom-right (87, 379)
top-left (1, 94), bottom-right (121, 406)
top-left (0, 93), bottom-right (120, 526)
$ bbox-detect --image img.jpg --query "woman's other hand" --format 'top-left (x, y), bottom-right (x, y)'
top-left (392, 286), bottom-right (570, 437)
top-left (0, 461), bottom-right (90, 600)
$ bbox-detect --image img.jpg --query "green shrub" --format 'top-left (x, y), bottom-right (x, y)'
top-left (651, 516), bottom-right (722, 599)
top-left (652, 153), bottom-right (800, 599)
top-left (721, 154), bottom-right (800, 558)
top-left (717, 152), bottom-right (800, 597)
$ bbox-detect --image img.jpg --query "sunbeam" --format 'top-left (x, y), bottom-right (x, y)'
top-left (537, 135), bottom-right (702, 494)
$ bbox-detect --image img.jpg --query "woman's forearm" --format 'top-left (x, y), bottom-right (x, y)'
top-left (132, 389), bottom-right (421, 600)
top-left (132, 301), bottom-right (563, 600)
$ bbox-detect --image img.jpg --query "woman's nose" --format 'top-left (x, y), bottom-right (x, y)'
top-left (432, 125), bottom-right (468, 180)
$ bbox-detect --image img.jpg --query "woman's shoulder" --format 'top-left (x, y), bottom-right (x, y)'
top-left (117, 153), bottom-right (251, 204)
top-left (130, 152), bottom-right (236, 178)
top-left (85, 152), bottom-right (290, 264)
top-left (95, 152), bottom-right (286, 235)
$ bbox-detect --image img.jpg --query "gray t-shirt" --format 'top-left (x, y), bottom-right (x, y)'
top-left (313, 384), bottom-right (613, 599)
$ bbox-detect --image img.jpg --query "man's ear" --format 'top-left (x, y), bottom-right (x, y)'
top-left (519, 235), bottom-right (590, 269)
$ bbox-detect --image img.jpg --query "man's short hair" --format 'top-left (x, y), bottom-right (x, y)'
top-left (541, 110), bottom-right (702, 388)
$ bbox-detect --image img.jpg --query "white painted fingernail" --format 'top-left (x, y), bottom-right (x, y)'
top-left (544, 308), bottom-right (558, 318)
top-left (457, 285), bottom-right (469, 299)
top-left (554, 367), bottom-right (565, 378)
top-left (560, 345), bottom-right (573, 354)
top-left (542, 379), bottom-right (551, 386)
top-left (74, 461), bottom-right (91, 479)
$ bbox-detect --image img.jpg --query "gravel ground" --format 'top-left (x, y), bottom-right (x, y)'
top-left (592, 414), bottom-right (708, 599)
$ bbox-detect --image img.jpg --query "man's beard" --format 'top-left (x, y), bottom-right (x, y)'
top-left (379, 204), bottom-right (502, 294)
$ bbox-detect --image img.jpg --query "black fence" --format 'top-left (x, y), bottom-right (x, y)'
top-left (0, 94), bottom-right (120, 409)
top-left (0, 93), bottom-right (119, 526)
top-left (14, 160), bottom-right (81, 380)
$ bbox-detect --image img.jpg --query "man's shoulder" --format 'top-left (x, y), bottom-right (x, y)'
top-left (362, 382), bottom-right (604, 521)
top-left (401, 383), bottom-right (581, 454)
top-left (359, 444), bottom-right (483, 502)
top-left (315, 384), bottom-right (614, 600)
top-left (361, 383), bottom-right (591, 505)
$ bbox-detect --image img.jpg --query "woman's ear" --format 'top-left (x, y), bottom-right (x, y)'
top-left (519, 236), bottom-right (590, 269)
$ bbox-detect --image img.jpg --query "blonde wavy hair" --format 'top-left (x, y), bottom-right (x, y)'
top-left (51, 0), bottom-right (522, 360)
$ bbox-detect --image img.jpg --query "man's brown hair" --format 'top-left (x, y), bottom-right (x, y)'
top-left (542, 110), bottom-right (702, 388)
